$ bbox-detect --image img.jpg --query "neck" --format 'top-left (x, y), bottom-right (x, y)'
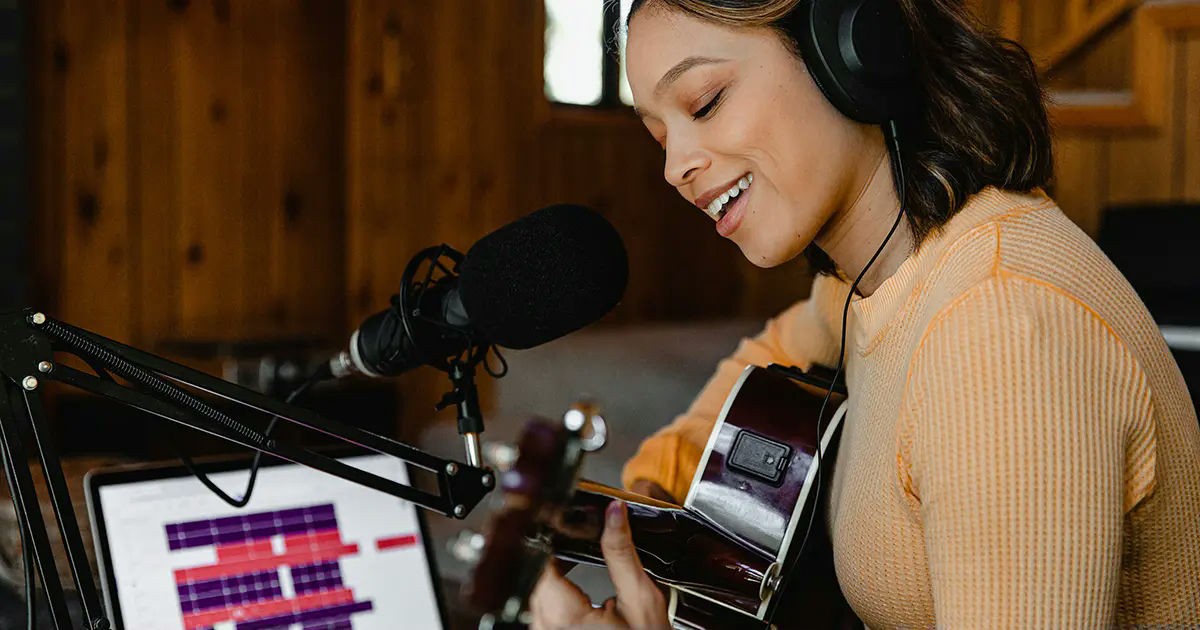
top-left (816, 146), bottom-right (914, 297)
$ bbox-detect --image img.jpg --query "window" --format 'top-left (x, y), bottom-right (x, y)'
top-left (544, 0), bottom-right (634, 107)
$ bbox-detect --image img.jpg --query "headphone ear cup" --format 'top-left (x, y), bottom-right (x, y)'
top-left (794, 0), bottom-right (916, 124)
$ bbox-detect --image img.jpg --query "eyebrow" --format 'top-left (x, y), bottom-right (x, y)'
top-left (655, 55), bottom-right (726, 96)
top-left (634, 55), bottom-right (728, 119)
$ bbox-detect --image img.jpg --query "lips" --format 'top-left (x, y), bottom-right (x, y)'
top-left (715, 184), bottom-right (749, 238)
top-left (694, 172), bottom-right (752, 219)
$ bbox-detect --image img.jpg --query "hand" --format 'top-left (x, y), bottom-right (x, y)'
top-left (629, 479), bottom-right (676, 503)
top-left (530, 500), bottom-right (670, 629)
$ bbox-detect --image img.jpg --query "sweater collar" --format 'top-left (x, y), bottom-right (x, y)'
top-left (847, 186), bottom-right (1052, 353)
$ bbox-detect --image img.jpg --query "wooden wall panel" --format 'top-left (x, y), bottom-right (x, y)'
top-left (1050, 135), bottom-right (1107, 234)
top-left (29, 0), bottom-right (1200, 368)
top-left (1104, 32), bottom-right (1181, 206)
top-left (22, 0), bottom-right (1200, 447)
top-left (1021, 0), bottom-right (1067, 53)
top-left (34, 0), bottom-right (346, 346)
top-left (128, 0), bottom-right (182, 344)
top-left (261, 0), bottom-right (346, 336)
top-left (175, 0), bottom-right (244, 339)
top-left (28, 0), bottom-right (67, 314)
top-left (344, 1), bottom-right (545, 428)
top-left (235, 0), bottom-right (282, 338)
top-left (345, 2), bottom-right (430, 328)
top-left (1182, 35), bottom-right (1200, 200)
top-left (1045, 17), bottom-right (1132, 90)
top-left (58, 0), bottom-right (134, 341)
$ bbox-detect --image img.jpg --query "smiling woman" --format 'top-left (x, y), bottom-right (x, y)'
top-left (529, 0), bottom-right (1200, 628)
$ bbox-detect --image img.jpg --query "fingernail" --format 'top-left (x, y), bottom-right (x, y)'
top-left (606, 500), bottom-right (625, 528)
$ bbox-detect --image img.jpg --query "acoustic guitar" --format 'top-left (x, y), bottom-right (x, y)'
top-left (464, 364), bottom-right (856, 629)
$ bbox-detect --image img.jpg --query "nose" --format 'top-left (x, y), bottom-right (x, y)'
top-left (663, 135), bottom-right (710, 188)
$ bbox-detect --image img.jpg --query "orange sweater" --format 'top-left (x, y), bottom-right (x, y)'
top-left (622, 187), bottom-right (1200, 627)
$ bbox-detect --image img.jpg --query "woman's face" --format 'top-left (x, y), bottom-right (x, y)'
top-left (626, 6), bottom-right (879, 267)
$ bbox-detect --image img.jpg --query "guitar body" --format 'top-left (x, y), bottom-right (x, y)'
top-left (467, 365), bottom-right (856, 629)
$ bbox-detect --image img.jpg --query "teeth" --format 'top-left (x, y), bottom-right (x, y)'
top-left (703, 173), bottom-right (752, 219)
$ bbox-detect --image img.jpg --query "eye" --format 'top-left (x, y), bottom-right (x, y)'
top-left (692, 89), bottom-right (725, 120)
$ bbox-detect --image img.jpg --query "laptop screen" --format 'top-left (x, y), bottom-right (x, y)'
top-left (86, 454), bottom-right (445, 630)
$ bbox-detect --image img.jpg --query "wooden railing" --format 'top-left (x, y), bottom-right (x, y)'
top-left (1047, 1), bottom-right (1200, 129)
top-left (1031, 0), bottom-right (1144, 73)
top-left (992, 0), bottom-right (1200, 130)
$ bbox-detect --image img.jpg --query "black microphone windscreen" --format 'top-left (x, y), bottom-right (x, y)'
top-left (458, 204), bottom-right (628, 349)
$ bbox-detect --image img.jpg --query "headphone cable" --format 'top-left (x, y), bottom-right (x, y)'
top-left (768, 118), bottom-right (906, 624)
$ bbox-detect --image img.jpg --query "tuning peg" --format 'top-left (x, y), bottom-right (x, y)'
top-left (448, 529), bottom-right (487, 564)
top-left (482, 441), bottom-right (518, 472)
top-left (563, 399), bottom-right (607, 453)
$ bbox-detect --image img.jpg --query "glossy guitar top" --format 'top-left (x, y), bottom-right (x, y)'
top-left (466, 365), bottom-right (856, 629)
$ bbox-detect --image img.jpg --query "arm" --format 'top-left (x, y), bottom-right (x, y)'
top-left (900, 275), bottom-right (1157, 627)
top-left (622, 274), bottom-right (848, 502)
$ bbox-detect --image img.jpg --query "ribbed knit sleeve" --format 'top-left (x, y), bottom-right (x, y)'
top-left (897, 273), bottom-right (1158, 628)
top-left (621, 275), bottom-right (847, 501)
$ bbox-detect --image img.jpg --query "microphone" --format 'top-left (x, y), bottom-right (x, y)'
top-left (328, 204), bottom-right (628, 379)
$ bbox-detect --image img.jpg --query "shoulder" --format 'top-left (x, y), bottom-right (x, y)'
top-left (913, 188), bottom-right (1150, 354)
top-left (913, 270), bottom-right (1143, 371)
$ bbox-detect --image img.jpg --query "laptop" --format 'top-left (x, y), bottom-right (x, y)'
top-left (85, 453), bottom-right (446, 630)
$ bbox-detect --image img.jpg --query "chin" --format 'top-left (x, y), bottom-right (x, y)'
top-left (735, 239), bottom-right (807, 269)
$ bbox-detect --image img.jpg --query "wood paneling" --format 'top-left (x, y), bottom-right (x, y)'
top-left (344, 1), bottom-right (546, 427)
top-left (1050, 135), bottom-right (1107, 234)
top-left (977, 0), bottom-right (1200, 230)
top-left (342, 2), bottom-right (801, 331)
top-left (175, 0), bottom-right (244, 338)
top-left (27, 0), bottom-right (1200, 428)
top-left (28, 0), bottom-right (66, 313)
top-left (263, 0), bottom-right (345, 336)
top-left (1045, 17), bottom-right (1132, 90)
top-left (1104, 35), bottom-right (1180, 205)
top-left (32, 0), bottom-right (345, 346)
top-left (128, 0), bottom-right (181, 344)
top-left (1183, 36), bottom-right (1200, 200)
top-left (58, 0), bottom-right (134, 340)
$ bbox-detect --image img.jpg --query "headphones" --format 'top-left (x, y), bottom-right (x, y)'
top-left (790, 0), bottom-right (918, 124)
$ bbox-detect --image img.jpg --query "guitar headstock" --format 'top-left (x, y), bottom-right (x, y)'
top-left (462, 403), bottom-right (605, 627)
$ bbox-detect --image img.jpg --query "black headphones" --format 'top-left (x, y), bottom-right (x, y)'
top-left (790, 0), bottom-right (917, 124)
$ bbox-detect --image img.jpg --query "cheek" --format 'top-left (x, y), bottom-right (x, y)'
top-left (730, 186), bottom-right (820, 268)
top-left (752, 76), bottom-right (859, 223)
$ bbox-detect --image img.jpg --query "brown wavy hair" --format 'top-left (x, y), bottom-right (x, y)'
top-left (625, 0), bottom-right (1054, 275)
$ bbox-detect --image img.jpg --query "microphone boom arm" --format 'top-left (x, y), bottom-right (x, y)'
top-left (0, 308), bottom-right (495, 630)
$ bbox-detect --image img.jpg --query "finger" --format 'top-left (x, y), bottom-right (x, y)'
top-left (530, 562), bottom-right (590, 629)
top-left (599, 500), bottom-right (654, 601)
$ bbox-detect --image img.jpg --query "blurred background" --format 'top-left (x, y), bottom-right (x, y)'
top-left (4, 0), bottom-right (1195, 450)
top-left (0, 0), bottom-right (1199, 624)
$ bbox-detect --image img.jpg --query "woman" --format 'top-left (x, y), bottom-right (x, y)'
top-left (530, 0), bottom-right (1200, 627)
